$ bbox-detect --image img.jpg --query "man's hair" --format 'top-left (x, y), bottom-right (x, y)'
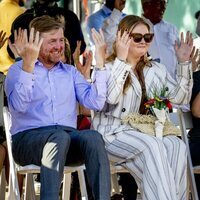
top-left (105, 0), bottom-right (115, 10)
top-left (29, 15), bottom-right (64, 33)
top-left (195, 10), bottom-right (200, 19)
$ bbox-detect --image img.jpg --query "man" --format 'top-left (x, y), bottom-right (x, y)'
top-left (87, 0), bottom-right (126, 47)
top-left (5, 15), bottom-right (110, 200)
top-left (0, 0), bottom-right (25, 74)
top-left (141, 0), bottom-right (179, 79)
top-left (8, 0), bottom-right (86, 61)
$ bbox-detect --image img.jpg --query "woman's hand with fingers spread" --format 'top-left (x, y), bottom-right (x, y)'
top-left (0, 30), bottom-right (7, 49)
top-left (91, 28), bottom-right (106, 68)
top-left (175, 31), bottom-right (193, 63)
top-left (190, 46), bottom-right (200, 71)
top-left (116, 29), bottom-right (131, 62)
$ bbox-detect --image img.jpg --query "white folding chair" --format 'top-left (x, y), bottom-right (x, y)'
top-left (178, 110), bottom-right (200, 200)
top-left (3, 106), bottom-right (88, 200)
top-left (110, 164), bottom-right (130, 195)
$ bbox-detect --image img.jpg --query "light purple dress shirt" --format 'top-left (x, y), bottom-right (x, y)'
top-left (5, 60), bottom-right (107, 135)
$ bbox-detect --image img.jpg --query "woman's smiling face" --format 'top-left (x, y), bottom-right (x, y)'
top-left (128, 23), bottom-right (152, 59)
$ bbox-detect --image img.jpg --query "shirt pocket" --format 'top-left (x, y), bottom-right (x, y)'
top-left (159, 30), bottom-right (177, 48)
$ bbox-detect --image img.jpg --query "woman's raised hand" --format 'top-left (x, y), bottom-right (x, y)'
top-left (116, 29), bottom-right (132, 62)
top-left (0, 30), bottom-right (7, 49)
top-left (91, 28), bottom-right (106, 68)
top-left (175, 31), bottom-right (193, 63)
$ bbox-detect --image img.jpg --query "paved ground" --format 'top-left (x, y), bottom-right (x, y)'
top-left (5, 183), bottom-right (142, 200)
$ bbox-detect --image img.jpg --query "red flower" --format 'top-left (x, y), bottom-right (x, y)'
top-left (166, 101), bottom-right (172, 110)
top-left (144, 99), bottom-right (155, 107)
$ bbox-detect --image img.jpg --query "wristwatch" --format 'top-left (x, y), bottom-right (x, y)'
top-left (94, 67), bottom-right (106, 71)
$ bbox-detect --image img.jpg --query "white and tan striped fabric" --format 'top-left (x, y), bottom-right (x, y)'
top-left (92, 58), bottom-right (193, 200)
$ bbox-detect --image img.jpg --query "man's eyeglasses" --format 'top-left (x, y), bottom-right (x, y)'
top-left (129, 33), bottom-right (154, 43)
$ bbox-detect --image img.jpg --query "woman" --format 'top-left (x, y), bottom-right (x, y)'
top-left (92, 15), bottom-right (193, 200)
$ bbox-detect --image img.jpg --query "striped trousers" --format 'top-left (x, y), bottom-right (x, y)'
top-left (106, 130), bottom-right (187, 200)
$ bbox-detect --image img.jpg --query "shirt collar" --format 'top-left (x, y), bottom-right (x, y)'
top-left (102, 5), bottom-right (112, 15)
top-left (142, 15), bottom-right (165, 32)
top-left (35, 60), bottom-right (66, 70)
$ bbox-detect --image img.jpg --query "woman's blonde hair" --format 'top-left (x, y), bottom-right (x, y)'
top-left (107, 15), bottom-right (152, 93)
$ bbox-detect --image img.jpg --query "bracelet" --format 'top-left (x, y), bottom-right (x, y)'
top-left (86, 78), bottom-right (92, 83)
top-left (178, 60), bottom-right (191, 65)
top-left (94, 67), bottom-right (106, 71)
top-left (117, 57), bottom-right (126, 62)
top-left (15, 57), bottom-right (22, 62)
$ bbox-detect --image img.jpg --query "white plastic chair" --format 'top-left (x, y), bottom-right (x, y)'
top-left (3, 106), bottom-right (88, 200)
top-left (178, 110), bottom-right (200, 200)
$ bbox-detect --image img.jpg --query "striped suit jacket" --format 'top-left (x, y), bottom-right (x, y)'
top-left (92, 58), bottom-right (193, 145)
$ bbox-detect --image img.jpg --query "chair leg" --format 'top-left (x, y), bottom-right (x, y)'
top-left (8, 172), bottom-right (20, 200)
top-left (186, 169), bottom-right (190, 200)
top-left (0, 167), bottom-right (6, 200)
top-left (62, 173), bottom-right (72, 200)
top-left (77, 169), bottom-right (88, 200)
top-left (186, 156), bottom-right (199, 200)
top-left (111, 173), bottom-right (120, 195)
top-left (24, 173), bottom-right (36, 200)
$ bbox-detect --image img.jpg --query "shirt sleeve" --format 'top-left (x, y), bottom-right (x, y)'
top-left (160, 62), bottom-right (193, 105)
top-left (5, 63), bottom-right (35, 113)
top-left (74, 68), bottom-right (107, 111)
top-left (102, 9), bottom-right (123, 55)
top-left (86, 13), bottom-right (103, 45)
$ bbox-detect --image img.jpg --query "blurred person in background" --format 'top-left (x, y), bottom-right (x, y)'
top-left (194, 10), bottom-right (200, 50)
top-left (87, 0), bottom-right (126, 47)
top-left (141, 0), bottom-right (179, 80)
top-left (0, 0), bottom-right (25, 74)
top-left (193, 10), bottom-right (200, 71)
top-left (8, 0), bottom-right (86, 63)
top-left (0, 30), bottom-right (9, 186)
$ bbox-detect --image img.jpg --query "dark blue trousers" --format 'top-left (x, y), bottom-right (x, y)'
top-left (12, 125), bottom-right (111, 200)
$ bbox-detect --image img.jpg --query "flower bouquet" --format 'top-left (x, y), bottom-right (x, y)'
top-left (122, 85), bottom-right (180, 137)
top-left (144, 86), bottom-right (172, 139)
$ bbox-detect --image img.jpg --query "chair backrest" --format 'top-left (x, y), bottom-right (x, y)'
top-left (3, 106), bottom-right (20, 199)
top-left (3, 106), bottom-right (88, 200)
top-left (168, 111), bottom-right (180, 127)
top-left (178, 109), bottom-right (199, 200)
top-left (181, 111), bottom-right (193, 129)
